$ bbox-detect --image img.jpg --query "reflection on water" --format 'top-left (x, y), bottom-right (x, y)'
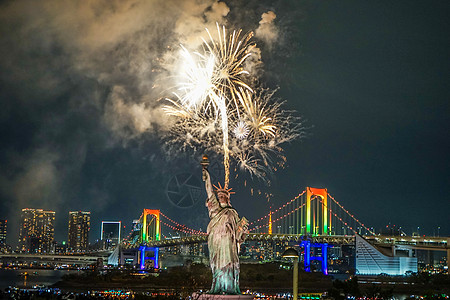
top-left (0, 269), bottom-right (438, 299)
top-left (0, 269), bottom-right (80, 289)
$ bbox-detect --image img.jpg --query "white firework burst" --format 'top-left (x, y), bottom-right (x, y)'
top-left (233, 121), bottom-right (250, 139)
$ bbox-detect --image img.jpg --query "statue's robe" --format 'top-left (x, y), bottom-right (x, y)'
top-left (206, 194), bottom-right (242, 294)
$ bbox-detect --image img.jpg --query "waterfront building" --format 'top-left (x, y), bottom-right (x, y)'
top-left (355, 235), bottom-right (417, 275)
top-left (0, 219), bottom-right (6, 244)
top-left (101, 221), bottom-right (121, 249)
top-left (18, 208), bottom-right (55, 253)
top-left (68, 211), bottom-right (91, 251)
top-left (0, 219), bottom-right (7, 253)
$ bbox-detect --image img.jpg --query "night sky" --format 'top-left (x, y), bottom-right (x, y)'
top-left (0, 0), bottom-right (449, 246)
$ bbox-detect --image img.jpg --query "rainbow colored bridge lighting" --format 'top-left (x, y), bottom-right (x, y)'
top-left (139, 209), bottom-right (161, 270)
top-left (306, 187), bottom-right (328, 236)
top-left (142, 209), bottom-right (161, 242)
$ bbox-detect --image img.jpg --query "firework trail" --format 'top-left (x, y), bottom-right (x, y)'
top-left (163, 24), bottom-right (302, 186)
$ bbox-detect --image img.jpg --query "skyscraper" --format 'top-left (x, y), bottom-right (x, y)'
top-left (0, 219), bottom-right (7, 245)
top-left (0, 219), bottom-right (8, 253)
top-left (68, 211), bottom-right (91, 251)
top-left (18, 208), bottom-right (55, 253)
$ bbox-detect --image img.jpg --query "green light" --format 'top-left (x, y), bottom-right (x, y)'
top-left (155, 215), bottom-right (160, 241)
top-left (142, 214), bottom-right (147, 242)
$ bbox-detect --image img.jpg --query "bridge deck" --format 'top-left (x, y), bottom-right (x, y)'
top-left (130, 234), bottom-right (356, 248)
top-left (125, 234), bottom-right (449, 250)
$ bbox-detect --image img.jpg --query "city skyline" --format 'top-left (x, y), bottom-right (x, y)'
top-left (0, 204), bottom-right (446, 249)
top-left (0, 0), bottom-right (449, 246)
top-left (11, 208), bottom-right (126, 248)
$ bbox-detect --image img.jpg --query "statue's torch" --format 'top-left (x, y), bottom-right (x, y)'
top-left (201, 154), bottom-right (210, 181)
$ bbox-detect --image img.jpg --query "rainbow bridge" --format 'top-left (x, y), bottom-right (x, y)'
top-left (113, 187), bottom-right (449, 276)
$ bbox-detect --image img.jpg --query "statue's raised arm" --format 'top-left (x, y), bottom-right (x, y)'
top-left (201, 155), bottom-right (214, 200)
top-left (203, 168), bottom-right (214, 200)
top-left (202, 155), bottom-right (220, 219)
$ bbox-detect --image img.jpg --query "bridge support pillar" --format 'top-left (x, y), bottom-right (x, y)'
top-left (139, 245), bottom-right (159, 270)
top-left (301, 241), bottom-right (329, 275)
top-left (321, 243), bottom-right (328, 275)
top-left (302, 241), bottom-right (311, 272)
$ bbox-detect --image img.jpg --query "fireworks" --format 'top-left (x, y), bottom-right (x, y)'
top-left (236, 88), bottom-right (276, 137)
top-left (233, 120), bottom-right (250, 140)
top-left (164, 24), bottom-right (302, 184)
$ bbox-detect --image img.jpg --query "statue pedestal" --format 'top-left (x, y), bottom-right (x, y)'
top-left (192, 293), bottom-right (254, 300)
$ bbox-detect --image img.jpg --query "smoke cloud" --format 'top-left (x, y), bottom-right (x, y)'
top-left (255, 11), bottom-right (278, 47)
top-left (0, 0), bottom-right (287, 244)
top-left (12, 149), bottom-right (61, 210)
top-left (104, 86), bottom-right (172, 141)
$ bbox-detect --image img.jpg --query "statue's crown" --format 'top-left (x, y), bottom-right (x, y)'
top-left (213, 182), bottom-right (234, 197)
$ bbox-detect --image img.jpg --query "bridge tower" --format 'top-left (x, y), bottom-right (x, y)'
top-left (142, 209), bottom-right (161, 243)
top-left (139, 209), bottom-right (161, 270)
top-left (306, 187), bottom-right (329, 236)
top-left (263, 187), bottom-right (332, 236)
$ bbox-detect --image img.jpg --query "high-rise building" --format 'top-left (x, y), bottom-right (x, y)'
top-left (18, 208), bottom-right (55, 253)
top-left (68, 211), bottom-right (91, 251)
top-left (0, 219), bottom-right (6, 245)
top-left (101, 221), bottom-right (121, 249)
top-left (0, 219), bottom-right (7, 252)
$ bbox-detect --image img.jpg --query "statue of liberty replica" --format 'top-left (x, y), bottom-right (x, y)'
top-left (201, 155), bottom-right (248, 295)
